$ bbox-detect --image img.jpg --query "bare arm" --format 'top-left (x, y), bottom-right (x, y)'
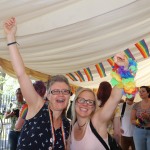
top-left (113, 116), bottom-right (121, 144)
top-left (4, 111), bottom-right (15, 119)
top-left (93, 53), bottom-right (129, 125)
top-left (131, 109), bottom-right (137, 125)
top-left (3, 17), bottom-right (43, 110)
top-left (15, 117), bottom-right (25, 131)
top-left (96, 86), bottom-right (123, 124)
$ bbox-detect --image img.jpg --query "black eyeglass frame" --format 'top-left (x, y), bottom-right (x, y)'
top-left (77, 97), bottom-right (95, 106)
top-left (50, 89), bottom-right (71, 95)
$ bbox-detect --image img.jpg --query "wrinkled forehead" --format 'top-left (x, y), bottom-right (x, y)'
top-left (50, 82), bottom-right (70, 90)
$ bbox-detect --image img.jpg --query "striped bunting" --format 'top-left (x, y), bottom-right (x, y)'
top-left (83, 67), bottom-right (93, 81)
top-left (107, 57), bottom-right (114, 67)
top-left (135, 39), bottom-right (150, 58)
top-left (74, 71), bottom-right (85, 82)
top-left (66, 73), bottom-right (78, 81)
top-left (124, 49), bottom-right (135, 60)
top-left (95, 62), bottom-right (106, 78)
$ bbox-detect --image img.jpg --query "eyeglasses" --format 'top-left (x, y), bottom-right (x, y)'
top-left (77, 97), bottom-right (95, 106)
top-left (50, 89), bottom-right (71, 95)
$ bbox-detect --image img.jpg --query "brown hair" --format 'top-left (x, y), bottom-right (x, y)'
top-left (33, 81), bottom-right (46, 97)
top-left (97, 81), bottom-right (112, 107)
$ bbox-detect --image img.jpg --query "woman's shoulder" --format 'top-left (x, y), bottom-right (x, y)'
top-left (132, 101), bottom-right (141, 109)
top-left (133, 101), bottom-right (141, 106)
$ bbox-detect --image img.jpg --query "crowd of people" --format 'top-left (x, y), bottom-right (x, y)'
top-left (3, 17), bottom-right (150, 150)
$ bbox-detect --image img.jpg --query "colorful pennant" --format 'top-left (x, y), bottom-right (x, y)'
top-left (83, 67), bottom-right (93, 81)
top-left (74, 71), bottom-right (85, 82)
top-left (107, 57), bottom-right (114, 67)
top-left (135, 39), bottom-right (150, 58)
top-left (66, 73), bottom-right (78, 81)
top-left (66, 38), bottom-right (149, 83)
top-left (124, 49), bottom-right (135, 60)
top-left (95, 62), bottom-right (106, 78)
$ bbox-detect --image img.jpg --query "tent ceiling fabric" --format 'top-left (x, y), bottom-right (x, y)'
top-left (0, 0), bottom-right (150, 89)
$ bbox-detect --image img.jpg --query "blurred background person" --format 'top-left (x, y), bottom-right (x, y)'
top-left (131, 86), bottom-right (150, 150)
top-left (4, 88), bottom-right (25, 150)
top-left (120, 97), bottom-right (135, 150)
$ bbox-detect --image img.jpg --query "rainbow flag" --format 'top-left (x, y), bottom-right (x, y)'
top-left (95, 62), bottom-right (106, 78)
top-left (135, 39), bottom-right (150, 58)
top-left (66, 73), bottom-right (78, 81)
top-left (20, 104), bottom-right (28, 119)
top-left (75, 70), bottom-right (85, 82)
top-left (83, 67), bottom-right (93, 81)
top-left (124, 49), bottom-right (135, 60)
top-left (107, 57), bottom-right (114, 67)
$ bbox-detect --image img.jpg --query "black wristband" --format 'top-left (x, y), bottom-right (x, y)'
top-left (7, 42), bottom-right (17, 46)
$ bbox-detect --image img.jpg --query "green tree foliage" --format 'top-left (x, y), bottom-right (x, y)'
top-left (0, 71), bottom-right (19, 97)
top-left (0, 72), bottom-right (6, 95)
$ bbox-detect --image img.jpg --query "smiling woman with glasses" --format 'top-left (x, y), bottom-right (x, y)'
top-left (69, 53), bottom-right (131, 150)
top-left (69, 86), bottom-right (123, 150)
top-left (4, 17), bottom-right (72, 150)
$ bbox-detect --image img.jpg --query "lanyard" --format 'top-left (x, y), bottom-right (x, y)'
top-left (49, 108), bottom-right (66, 150)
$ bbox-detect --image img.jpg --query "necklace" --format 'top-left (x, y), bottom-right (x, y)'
top-left (48, 106), bottom-right (66, 150)
top-left (77, 122), bottom-right (86, 130)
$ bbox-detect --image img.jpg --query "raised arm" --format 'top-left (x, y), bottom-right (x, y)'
top-left (98, 86), bottom-right (123, 123)
top-left (98, 52), bottom-right (137, 126)
top-left (3, 17), bottom-right (43, 109)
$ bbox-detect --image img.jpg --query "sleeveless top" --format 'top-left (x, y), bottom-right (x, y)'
top-left (132, 101), bottom-right (150, 127)
top-left (70, 122), bottom-right (109, 150)
top-left (17, 103), bottom-right (70, 150)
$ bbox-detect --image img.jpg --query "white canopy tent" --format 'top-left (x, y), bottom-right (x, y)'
top-left (0, 0), bottom-right (150, 96)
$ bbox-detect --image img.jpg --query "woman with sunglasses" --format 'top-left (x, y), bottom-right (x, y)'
top-left (4, 17), bottom-right (71, 150)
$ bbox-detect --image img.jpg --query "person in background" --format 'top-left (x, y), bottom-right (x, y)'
top-left (4, 88), bottom-right (25, 150)
top-left (131, 86), bottom-right (150, 150)
top-left (15, 81), bottom-right (46, 131)
top-left (97, 81), bottom-right (121, 144)
top-left (120, 97), bottom-right (135, 150)
top-left (4, 17), bottom-right (71, 150)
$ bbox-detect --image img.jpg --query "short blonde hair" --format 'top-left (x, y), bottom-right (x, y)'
top-left (71, 88), bottom-right (98, 125)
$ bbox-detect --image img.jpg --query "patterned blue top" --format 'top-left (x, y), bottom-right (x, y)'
top-left (17, 103), bottom-right (70, 150)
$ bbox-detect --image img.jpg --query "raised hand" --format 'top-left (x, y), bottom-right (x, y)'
top-left (114, 52), bottom-right (129, 69)
top-left (3, 17), bottom-right (17, 36)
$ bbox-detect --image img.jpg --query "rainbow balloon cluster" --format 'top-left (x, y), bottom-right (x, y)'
top-left (111, 58), bottom-right (138, 98)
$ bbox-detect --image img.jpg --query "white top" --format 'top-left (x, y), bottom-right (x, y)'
top-left (119, 102), bottom-right (134, 137)
top-left (70, 122), bottom-right (109, 150)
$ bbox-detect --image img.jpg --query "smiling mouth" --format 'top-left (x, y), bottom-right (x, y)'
top-left (56, 99), bottom-right (65, 103)
top-left (80, 108), bottom-right (88, 112)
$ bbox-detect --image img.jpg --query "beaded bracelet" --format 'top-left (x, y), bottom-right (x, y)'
top-left (111, 58), bottom-right (138, 98)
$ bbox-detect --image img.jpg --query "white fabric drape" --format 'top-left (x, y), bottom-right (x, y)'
top-left (0, 0), bottom-right (150, 91)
